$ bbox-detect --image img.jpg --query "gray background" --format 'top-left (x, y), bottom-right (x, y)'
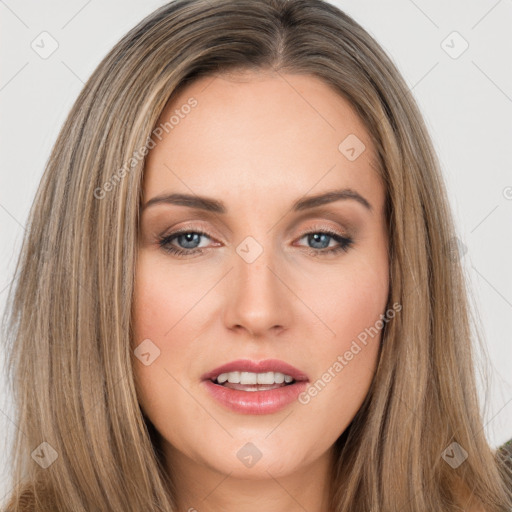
top-left (1, 0), bottom-right (511, 505)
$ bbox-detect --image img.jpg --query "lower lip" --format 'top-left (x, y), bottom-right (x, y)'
top-left (203, 379), bottom-right (309, 415)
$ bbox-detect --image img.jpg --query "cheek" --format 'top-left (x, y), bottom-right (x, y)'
top-left (131, 253), bottom-right (209, 348)
top-left (295, 254), bottom-right (389, 425)
top-left (131, 253), bottom-right (221, 433)
top-left (329, 272), bottom-right (387, 343)
top-left (307, 251), bottom-right (389, 350)
top-left (131, 256), bottom-right (191, 413)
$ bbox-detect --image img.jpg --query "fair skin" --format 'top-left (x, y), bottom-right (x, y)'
top-left (132, 70), bottom-right (390, 512)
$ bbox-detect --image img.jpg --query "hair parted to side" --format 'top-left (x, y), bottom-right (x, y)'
top-left (2, 0), bottom-right (511, 510)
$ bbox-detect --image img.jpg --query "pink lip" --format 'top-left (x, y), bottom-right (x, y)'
top-left (203, 380), bottom-right (308, 415)
top-left (201, 359), bottom-right (309, 415)
top-left (201, 358), bottom-right (309, 382)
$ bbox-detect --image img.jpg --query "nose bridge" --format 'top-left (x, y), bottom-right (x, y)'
top-left (234, 233), bottom-right (280, 301)
top-left (225, 232), bottom-right (291, 335)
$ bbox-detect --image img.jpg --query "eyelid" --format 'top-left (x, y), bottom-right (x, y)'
top-left (159, 221), bottom-right (221, 240)
top-left (294, 221), bottom-right (350, 238)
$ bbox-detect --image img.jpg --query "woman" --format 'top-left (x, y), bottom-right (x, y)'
top-left (2, 0), bottom-right (511, 510)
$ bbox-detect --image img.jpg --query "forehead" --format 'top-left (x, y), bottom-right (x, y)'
top-left (143, 71), bottom-right (384, 213)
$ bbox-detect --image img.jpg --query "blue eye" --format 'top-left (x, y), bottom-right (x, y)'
top-left (157, 229), bottom-right (353, 258)
top-left (297, 231), bottom-right (353, 255)
top-left (158, 230), bottom-right (211, 257)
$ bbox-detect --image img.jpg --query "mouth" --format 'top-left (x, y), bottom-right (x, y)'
top-left (202, 358), bottom-right (308, 388)
top-left (201, 359), bottom-right (309, 414)
top-left (211, 370), bottom-right (298, 392)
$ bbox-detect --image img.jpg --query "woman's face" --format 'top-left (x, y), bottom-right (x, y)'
top-left (132, 71), bottom-right (389, 484)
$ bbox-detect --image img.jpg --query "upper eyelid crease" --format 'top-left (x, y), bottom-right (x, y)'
top-left (141, 188), bottom-right (373, 214)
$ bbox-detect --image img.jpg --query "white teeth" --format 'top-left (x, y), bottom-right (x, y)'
top-left (215, 371), bottom-right (295, 385)
top-left (240, 372), bottom-right (257, 385)
top-left (273, 372), bottom-right (285, 384)
top-left (227, 371), bottom-right (240, 383)
top-left (216, 373), bottom-right (229, 383)
top-left (257, 371), bottom-right (275, 384)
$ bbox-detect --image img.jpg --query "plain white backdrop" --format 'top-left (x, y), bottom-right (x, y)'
top-left (1, 0), bottom-right (511, 505)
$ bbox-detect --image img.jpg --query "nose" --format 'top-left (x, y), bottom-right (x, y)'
top-left (222, 241), bottom-right (293, 338)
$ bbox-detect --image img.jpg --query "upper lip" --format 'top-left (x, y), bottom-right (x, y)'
top-left (202, 359), bottom-right (309, 382)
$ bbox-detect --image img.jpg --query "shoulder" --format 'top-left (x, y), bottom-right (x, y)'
top-left (1, 485), bottom-right (38, 512)
top-left (496, 437), bottom-right (512, 469)
top-left (456, 438), bottom-right (512, 512)
top-left (453, 487), bottom-right (487, 512)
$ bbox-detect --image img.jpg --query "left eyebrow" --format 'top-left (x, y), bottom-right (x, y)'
top-left (141, 187), bottom-right (373, 214)
top-left (292, 188), bottom-right (373, 213)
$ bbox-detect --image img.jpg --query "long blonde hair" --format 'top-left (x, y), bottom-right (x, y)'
top-left (2, 0), bottom-right (511, 510)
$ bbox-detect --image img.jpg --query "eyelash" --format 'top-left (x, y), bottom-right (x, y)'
top-left (157, 227), bottom-right (354, 258)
